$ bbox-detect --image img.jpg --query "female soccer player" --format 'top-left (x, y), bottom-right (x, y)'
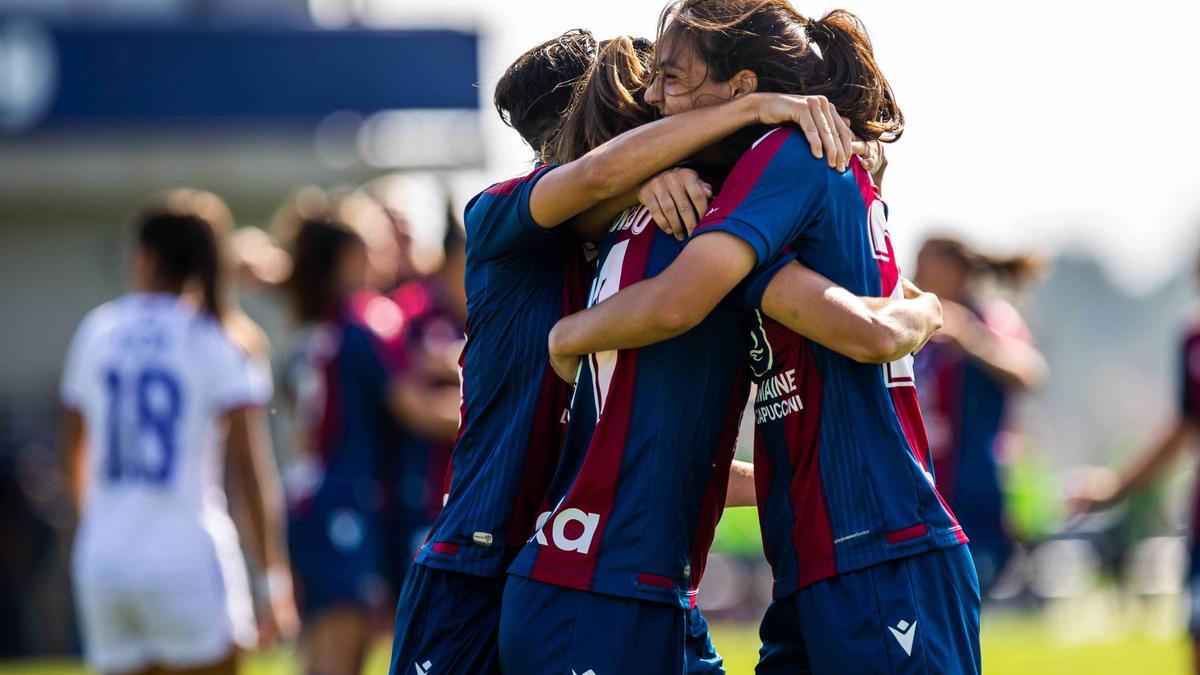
top-left (388, 26), bottom-right (860, 675)
top-left (61, 189), bottom-right (297, 675)
top-left (536, 2), bottom-right (981, 673)
top-left (499, 22), bottom-right (946, 675)
top-left (276, 190), bottom-right (458, 675)
top-left (913, 236), bottom-right (1047, 593)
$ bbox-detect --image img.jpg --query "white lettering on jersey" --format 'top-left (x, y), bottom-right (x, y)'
top-left (532, 507), bottom-right (600, 554)
top-left (587, 238), bottom-right (630, 415)
top-left (754, 368), bottom-right (803, 423)
top-left (867, 200), bottom-right (890, 263)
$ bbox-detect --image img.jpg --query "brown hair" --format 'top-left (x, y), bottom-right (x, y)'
top-left (923, 236), bottom-right (1045, 287)
top-left (134, 189), bottom-right (232, 320)
top-left (494, 28), bottom-right (599, 159)
top-left (657, 1), bottom-right (903, 158)
top-left (547, 36), bottom-right (656, 164)
top-left (275, 189), bottom-right (368, 324)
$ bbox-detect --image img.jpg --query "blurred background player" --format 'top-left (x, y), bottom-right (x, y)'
top-left (60, 189), bottom-right (298, 675)
top-left (913, 235), bottom-right (1048, 593)
top-left (274, 189), bottom-right (458, 675)
top-left (1068, 250), bottom-right (1200, 673)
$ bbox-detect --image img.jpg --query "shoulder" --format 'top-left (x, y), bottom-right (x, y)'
top-left (724, 127), bottom-right (826, 194)
top-left (71, 297), bottom-right (129, 345)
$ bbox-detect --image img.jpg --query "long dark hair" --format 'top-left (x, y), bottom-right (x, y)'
top-left (494, 28), bottom-right (599, 159)
top-left (133, 189), bottom-right (232, 319)
top-left (657, 1), bottom-right (903, 157)
top-left (276, 189), bottom-right (366, 324)
top-left (547, 36), bottom-right (656, 164)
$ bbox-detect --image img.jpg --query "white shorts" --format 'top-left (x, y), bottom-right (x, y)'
top-left (74, 571), bottom-right (256, 672)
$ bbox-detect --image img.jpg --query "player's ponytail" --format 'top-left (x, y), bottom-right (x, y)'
top-left (923, 236), bottom-right (1045, 289)
top-left (804, 10), bottom-right (904, 143)
top-left (547, 36), bottom-right (655, 163)
top-left (134, 189), bottom-right (232, 320)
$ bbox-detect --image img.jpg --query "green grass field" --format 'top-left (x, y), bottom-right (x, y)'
top-left (2, 614), bottom-right (1188, 675)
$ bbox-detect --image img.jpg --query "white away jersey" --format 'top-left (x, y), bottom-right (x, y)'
top-left (61, 293), bottom-right (272, 588)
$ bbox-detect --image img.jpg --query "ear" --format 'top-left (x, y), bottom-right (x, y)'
top-left (728, 69), bottom-right (759, 98)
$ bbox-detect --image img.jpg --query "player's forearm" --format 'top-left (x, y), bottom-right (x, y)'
top-left (391, 379), bottom-right (461, 444)
top-left (864, 293), bottom-right (944, 361)
top-left (550, 277), bottom-right (693, 359)
top-left (760, 266), bottom-right (940, 364)
top-left (61, 408), bottom-right (86, 513)
top-left (574, 95), bottom-right (760, 199)
top-left (725, 459), bottom-right (757, 508)
top-left (1113, 418), bottom-right (1193, 502)
top-left (229, 408), bottom-right (288, 571)
top-left (955, 324), bottom-right (1047, 390)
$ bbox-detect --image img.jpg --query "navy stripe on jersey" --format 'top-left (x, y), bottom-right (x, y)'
top-left (416, 165), bottom-right (594, 578)
top-left (706, 131), bottom-right (965, 599)
top-left (508, 205), bottom-right (751, 609)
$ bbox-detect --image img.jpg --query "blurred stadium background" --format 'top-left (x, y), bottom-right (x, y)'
top-left (2, 0), bottom-right (1200, 673)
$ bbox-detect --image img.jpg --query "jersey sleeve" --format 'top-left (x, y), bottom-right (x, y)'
top-left (736, 249), bottom-right (795, 311)
top-left (691, 128), bottom-right (828, 271)
top-left (464, 164), bottom-right (561, 261)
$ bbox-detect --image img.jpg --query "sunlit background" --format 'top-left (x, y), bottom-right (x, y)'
top-left (1, 1), bottom-right (1199, 673)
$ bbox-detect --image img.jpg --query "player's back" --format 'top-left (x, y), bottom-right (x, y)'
top-left (63, 292), bottom-right (270, 588)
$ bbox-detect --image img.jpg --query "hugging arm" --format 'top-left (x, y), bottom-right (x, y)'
top-left (528, 93), bottom-right (853, 236)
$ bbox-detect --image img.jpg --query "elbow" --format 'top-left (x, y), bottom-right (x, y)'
top-left (649, 291), bottom-right (705, 338)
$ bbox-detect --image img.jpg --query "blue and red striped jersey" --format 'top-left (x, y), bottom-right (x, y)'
top-left (282, 291), bottom-right (409, 515)
top-left (415, 165), bottom-right (594, 578)
top-left (507, 204), bottom-right (751, 608)
top-left (914, 299), bottom-right (1032, 547)
top-left (700, 128), bottom-right (966, 599)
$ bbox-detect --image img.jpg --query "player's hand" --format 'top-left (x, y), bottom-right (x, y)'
top-left (640, 168), bottom-right (713, 241)
top-left (750, 93), bottom-right (852, 171)
top-left (1065, 466), bottom-right (1121, 517)
top-left (257, 566), bottom-right (300, 649)
top-left (852, 138), bottom-right (887, 176)
top-left (900, 279), bottom-right (942, 354)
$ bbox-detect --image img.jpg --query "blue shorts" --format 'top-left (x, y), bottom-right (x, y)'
top-left (288, 504), bottom-right (387, 617)
top-left (686, 605), bottom-right (725, 675)
top-left (499, 575), bottom-right (689, 675)
top-left (388, 564), bottom-right (504, 675)
top-left (757, 545), bottom-right (981, 675)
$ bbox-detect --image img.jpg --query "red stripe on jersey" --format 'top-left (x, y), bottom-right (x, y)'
top-left (508, 246), bottom-right (594, 550)
top-left (785, 335), bottom-right (837, 587)
top-left (886, 523), bottom-right (928, 544)
top-left (638, 572), bottom-right (675, 589)
top-left (688, 361), bottom-right (751, 592)
top-left (485, 164), bottom-right (554, 196)
top-left (528, 229), bottom-right (654, 590)
top-left (695, 128), bottom-right (790, 234)
top-left (431, 542), bottom-right (460, 555)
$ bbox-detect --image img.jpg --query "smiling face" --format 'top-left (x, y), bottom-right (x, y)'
top-left (645, 30), bottom-right (752, 117)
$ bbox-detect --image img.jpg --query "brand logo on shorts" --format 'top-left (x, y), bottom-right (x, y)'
top-left (888, 619), bottom-right (917, 656)
top-left (414, 660), bottom-right (432, 675)
top-left (532, 507), bottom-right (600, 554)
top-left (572, 670), bottom-right (596, 675)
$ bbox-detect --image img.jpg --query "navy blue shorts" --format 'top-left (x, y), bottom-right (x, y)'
top-left (686, 605), bottom-right (725, 675)
top-left (388, 564), bottom-right (504, 675)
top-left (757, 545), bottom-right (981, 675)
top-left (499, 575), bottom-right (689, 675)
top-left (288, 504), bottom-right (387, 617)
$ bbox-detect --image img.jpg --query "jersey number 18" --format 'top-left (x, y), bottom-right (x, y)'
top-left (103, 367), bottom-right (183, 485)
